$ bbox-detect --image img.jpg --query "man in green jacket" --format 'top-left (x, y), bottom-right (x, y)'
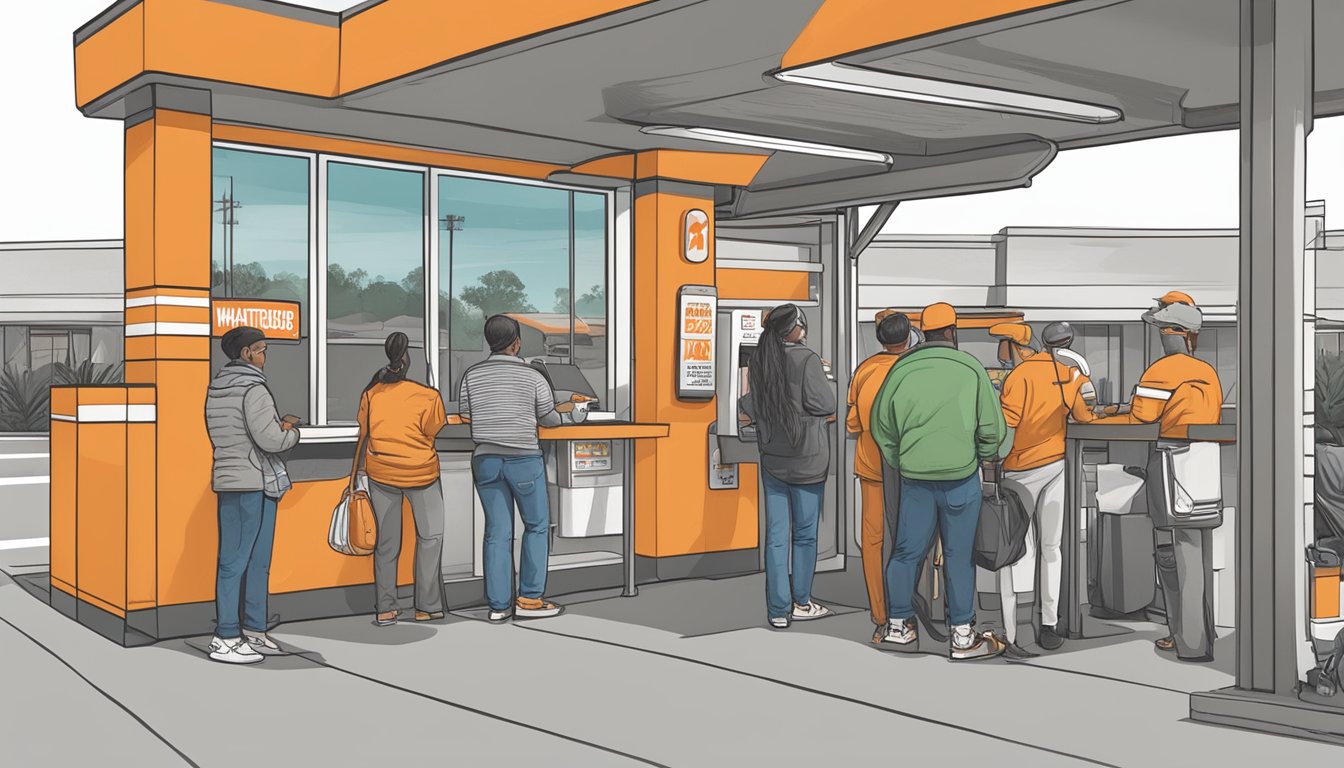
top-left (871, 303), bottom-right (1007, 660)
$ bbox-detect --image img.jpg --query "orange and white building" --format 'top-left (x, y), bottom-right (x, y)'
top-left (50, 0), bottom-right (1344, 742)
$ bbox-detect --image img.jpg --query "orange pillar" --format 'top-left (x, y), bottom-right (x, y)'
top-left (632, 176), bottom-right (759, 575)
top-left (49, 85), bottom-right (217, 642)
top-left (122, 89), bottom-right (217, 628)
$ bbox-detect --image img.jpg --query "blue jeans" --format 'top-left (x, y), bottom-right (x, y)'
top-left (885, 473), bottom-right (981, 628)
top-left (473, 455), bottom-right (550, 611)
top-left (761, 472), bottom-right (826, 619)
top-left (215, 491), bottom-right (278, 638)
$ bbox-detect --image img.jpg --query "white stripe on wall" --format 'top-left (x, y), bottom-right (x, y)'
top-left (125, 322), bottom-right (211, 337)
top-left (125, 295), bottom-right (211, 309)
top-left (0, 476), bottom-right (49, 487)
top-left (0, 453), bottom-right (49, 460)
top-left (73, 404), bottom-right (158, 423)
top-left (0, 537), bottom-right (49, 551)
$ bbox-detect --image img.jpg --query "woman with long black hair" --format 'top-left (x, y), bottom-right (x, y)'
top-left (356, 331), bottom-right (448, 626)
top-left (740, 303), bottom-right (837, 628)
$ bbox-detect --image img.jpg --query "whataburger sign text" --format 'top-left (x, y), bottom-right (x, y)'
top-left (211, 299), bottom-right (302, 341)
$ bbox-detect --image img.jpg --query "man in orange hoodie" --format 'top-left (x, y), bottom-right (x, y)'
top-left (847, 310), bottom-right (911, 640)
top-left (1094, 291), bottom-right (1223, 662)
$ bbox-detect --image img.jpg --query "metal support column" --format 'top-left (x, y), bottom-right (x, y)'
top-left (1234, 0), bottom-right (1311, 697)
top-left (623, 438), bottom-right (637, 597)
top-left (1192, 0), bottom-right (1344, 744)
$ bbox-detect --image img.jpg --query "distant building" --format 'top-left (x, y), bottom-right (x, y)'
top-left (0, 240), bottom-right (123, 431)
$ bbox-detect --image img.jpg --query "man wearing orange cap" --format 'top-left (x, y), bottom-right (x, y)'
top-left (847, 309), bottom-right (912, 639)
top-left (871, 303), bottom-right (1007, 660)
top-left (1095, 291), bottom-right (1222, 662)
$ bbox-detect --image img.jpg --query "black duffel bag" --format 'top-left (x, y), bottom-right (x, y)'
top-left (974, 461), bottom-right (1031, 571)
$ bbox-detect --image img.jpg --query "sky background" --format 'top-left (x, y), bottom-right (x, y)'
top-left (5, 1), bottom-right (1344, 243)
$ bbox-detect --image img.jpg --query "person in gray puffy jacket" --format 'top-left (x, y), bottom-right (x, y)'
top-left (203, 326), bottom-right (300, 664)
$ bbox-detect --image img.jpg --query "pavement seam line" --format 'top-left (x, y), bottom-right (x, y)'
top-left (0, 615), bottom-right (199, 768)
top-left (285, 649), bottom-right (671, 767)
top-left (512, 622), bottom-right (1124, 768)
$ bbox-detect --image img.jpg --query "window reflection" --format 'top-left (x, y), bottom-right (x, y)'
top-left (210, 148), bottom-right (311, 419)
top-left (326, 162), bottom-right (426, 422)
top-left (438, 177), bottom-right (573, 401)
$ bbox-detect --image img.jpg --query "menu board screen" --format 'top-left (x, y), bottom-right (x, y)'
top-left (677, 285), bottom-right (717, 400)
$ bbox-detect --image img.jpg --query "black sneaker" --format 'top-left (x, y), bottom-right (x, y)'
top-left (1038, 625), bottom-right (1064, 651)
top-left (1002, 641), bottom-right (1040, 661)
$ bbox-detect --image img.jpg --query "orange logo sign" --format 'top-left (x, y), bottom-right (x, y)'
top-left (212, 299), bottom-right (301, 340)
top-left (685, 209), bottom-right (709, 263)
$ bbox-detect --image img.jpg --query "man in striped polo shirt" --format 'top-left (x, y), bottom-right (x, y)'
top-left (459, 314), bottom-right (575, 622)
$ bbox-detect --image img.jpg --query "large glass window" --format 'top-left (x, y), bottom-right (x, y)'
top-left (208, 146), bottom-right (612, 427)
top-left (326, 162), bottom-right (426, 422)
top-left (572, 192), bottom-right (608, 397)
top-left (438, 176), bottom-right (572, 401)
top-left (211, 147), bottom-right (311, 419)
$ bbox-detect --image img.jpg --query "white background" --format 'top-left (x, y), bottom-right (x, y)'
top-left (3, 1), bottom-right (1344, 242)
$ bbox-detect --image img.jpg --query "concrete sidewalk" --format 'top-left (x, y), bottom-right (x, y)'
top-left (1, 569), bottom-right (1341, 767)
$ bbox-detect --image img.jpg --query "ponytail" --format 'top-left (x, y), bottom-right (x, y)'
top-left (365, 331), bottom-right (411, 392)
top-left (748, 304), bottom-right (803, 447)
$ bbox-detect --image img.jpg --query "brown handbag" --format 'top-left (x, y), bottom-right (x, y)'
top-left (337, 402), bottom-right (378, 556)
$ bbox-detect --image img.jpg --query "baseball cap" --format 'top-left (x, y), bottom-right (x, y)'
top-left (988, 322), bottom-right (1032, 347)
top-left (1155, 290), bottom-right (1195, 307)
top-left (221, 326), bottom-right (266, 360)
top-left (920, 303), bottom-right (957, 332)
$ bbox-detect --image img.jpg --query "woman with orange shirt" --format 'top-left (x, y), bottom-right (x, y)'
top-left (357, 332), bottom-right (448, 626)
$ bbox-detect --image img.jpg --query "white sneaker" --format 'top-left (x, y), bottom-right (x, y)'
top-left (243, 632), bottom-right (283, 655)
top-left (949, 624), bottom-right (1006, 661)
top-left (488, 608), bottom-right (513, 623)
top-left (791, 601), bottom-right (832, 621)
top-left (769, 616), bottom-right (790, 629)
top-left (208, 635), bottom-right (263, 664)
top-left (877, 618), bottom-right (918, 646)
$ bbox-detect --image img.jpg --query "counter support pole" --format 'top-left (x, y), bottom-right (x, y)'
top-left (622, 439), bottom-right (637, 597)
top-left (1061, 438), bottom-right (1083, 639)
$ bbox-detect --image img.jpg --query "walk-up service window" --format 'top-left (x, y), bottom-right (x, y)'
top-left (210, 145), bottom-right (612, 427)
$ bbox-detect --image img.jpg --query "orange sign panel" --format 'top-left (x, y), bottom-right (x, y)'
top-left (211, 299), bottom-right (302, 340)
top-left (684, 209), bottom-right (710, 263)
top-left (677, 288), bottom-right (717, 398)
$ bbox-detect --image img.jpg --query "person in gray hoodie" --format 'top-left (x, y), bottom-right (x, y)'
top-left (204, 326), bottom-right (301, 664)
top-left (739, 304), bottom-right (837, 629)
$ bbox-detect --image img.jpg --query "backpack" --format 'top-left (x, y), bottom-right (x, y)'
top-left (974, 462), bottom-right (1031, 571)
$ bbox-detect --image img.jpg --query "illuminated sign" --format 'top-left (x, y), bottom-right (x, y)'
top-left (684, 209), bottom-right (710, 263)
top-left (571, 441), bottom-right (612, 472)
top-left (677, 286), bottom-right (717, 399)
top-left (211, 299), bottom-right (301, 340)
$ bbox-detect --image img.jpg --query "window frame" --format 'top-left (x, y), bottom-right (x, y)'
top-left (213, 142), bottom-right (617, 428)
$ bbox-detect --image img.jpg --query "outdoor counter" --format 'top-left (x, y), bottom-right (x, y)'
top-left (1061, 421), bottom-right (1238, 639)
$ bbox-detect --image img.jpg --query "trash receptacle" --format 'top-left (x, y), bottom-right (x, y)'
top-left (1089, 464), bottom-right (1155, 617)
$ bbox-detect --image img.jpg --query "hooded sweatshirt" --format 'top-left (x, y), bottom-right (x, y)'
top-left (870, 342), bottom-right (1006, 482)
top-left (205, 361), bottom-right (300, 497)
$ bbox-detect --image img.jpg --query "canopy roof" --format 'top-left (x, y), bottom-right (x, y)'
top-left (75, 0), bottom-right (1344, 218)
